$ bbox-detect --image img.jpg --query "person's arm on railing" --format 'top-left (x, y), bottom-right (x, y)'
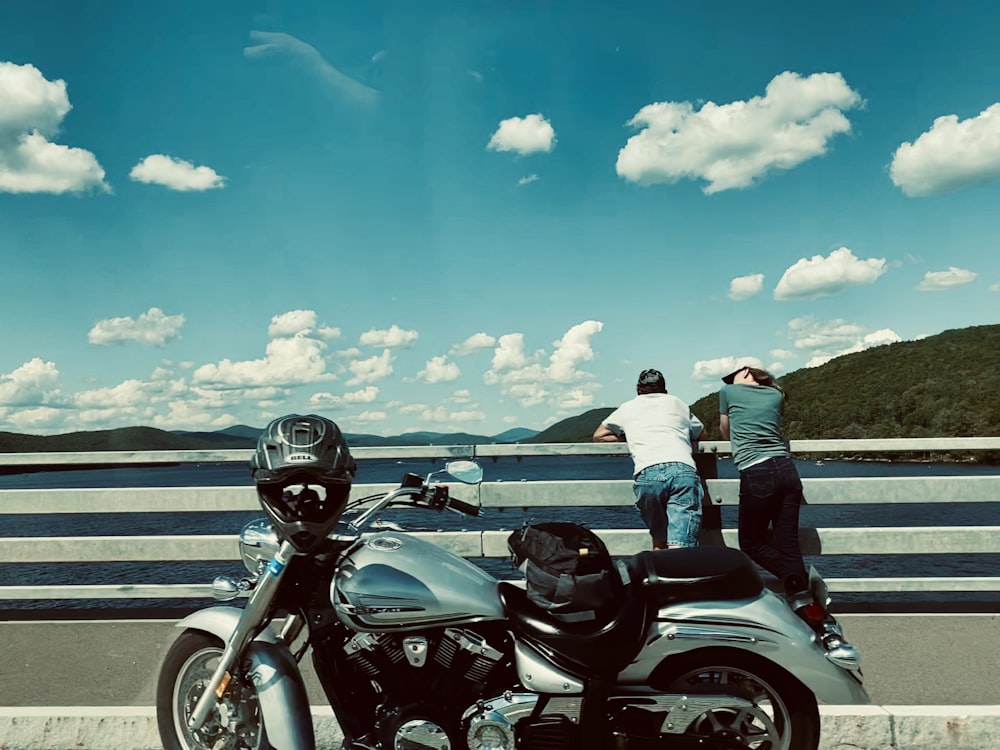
top-left (592, 424), bottom-right (625, 443)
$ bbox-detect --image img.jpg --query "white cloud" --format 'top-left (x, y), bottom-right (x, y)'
top-left (5, 406), bottom-right (66, 431)
top-left (308, 393), bottom-right (338, 407)
top-left (194, 333), bottom-right (330, 388)
top-left (268, 310), bottom-right (316, 338)
top-left (343, 386), bottom-right (379, 403)
top-left (151, 402), bottom-right (237, 431)
top-left (355, 410), bottom-right (388, 423)
top-left (890, 103), bottom-right (1000, 197)
top-left (0, 358), bottom-right (60, 406)
top-left (310, 385), bottom-right (379, 406)
top-left (318, 326), bottom-right (342, 340)
top-left (548, 320), bottom-right (603, 382)
top-left (359, 324), bottom-right (419, 348)
top-left (72, 378), bottom-right (188, 412)
top-left (484, 322), bottom-right (604, 408)
top-left (451, 389), bottom-right (473, 404)
top-left (729, 273), bottom-right (765, 301)
top-left (691, 355), bottom-right (765, 382)
top-left (74, 378), bottom-right (169, 409)
top-left (0, 61), bottom-right (109, 194)
top-left (129, 154), bottom-right (225, 191)
top-left (990, 282), bottom-right (1000, 293)
top-left (418, 406), bottom-right (487, 425)
top-left (489, 333), bottom-right (530, 372)
top-left (787, 316), bottom-right (901, 367)
top-left (70, 376), bottom-right (188, 427)
top-left (487, 114), bottom-right (556, 155)
top-left (417, 356), bottom-right (461, 384)
top-left (559, 388), bottom-right (594, 409)
top-left (774, 247), bottom-right (886, 300)
top-left (616, 71), bottom-right (862, 193)
top-left (916, 266), bottom-right (978, 291)
top-left (346, 349), bottom-right (394, 385)
top-left (188, 384), bottom-right (285, 408)
top-left (504, 382), bottom-right (548, 407)
top-left (88, 307), bottom-right (185, 347)
top-left (451, 332), bottom-right (496, 356)
top-left (518, 174), bottom-right (540, 186)
top-left (0, 62), bottom-right (69, 134)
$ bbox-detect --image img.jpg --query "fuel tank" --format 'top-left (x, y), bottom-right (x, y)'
top-left (333, 532), bottom-right (505, 630)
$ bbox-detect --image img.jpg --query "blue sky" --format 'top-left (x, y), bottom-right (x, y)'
top-left (1, 1), bottom-right (998, 437)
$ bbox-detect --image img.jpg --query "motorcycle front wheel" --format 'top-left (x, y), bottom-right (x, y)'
top-left (652, 650), bottom-right (819, 750)
top-left (156, 629), bottom-right (272, 750)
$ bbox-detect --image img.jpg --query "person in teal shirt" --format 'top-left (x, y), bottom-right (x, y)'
top-left (720, 365), bottom-right (856, 660)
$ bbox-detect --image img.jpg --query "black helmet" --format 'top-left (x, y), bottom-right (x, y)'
top-left (251, 414), bottom-right (356, 549)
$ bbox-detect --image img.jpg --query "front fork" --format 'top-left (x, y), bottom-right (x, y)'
top-left (187, 541), bottom-right (297, 731)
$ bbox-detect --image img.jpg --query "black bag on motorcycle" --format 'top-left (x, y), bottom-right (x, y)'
top-left (507, 522), bottom-right (623, 623)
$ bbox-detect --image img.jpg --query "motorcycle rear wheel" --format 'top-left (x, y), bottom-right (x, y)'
top-left (652, 650), bottom-right (819, 750)
top-left (156, 629), bottom-right (272, 750)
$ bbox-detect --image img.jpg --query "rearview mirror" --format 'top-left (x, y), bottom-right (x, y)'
top-left (443, 459), bottom-right (483, 485)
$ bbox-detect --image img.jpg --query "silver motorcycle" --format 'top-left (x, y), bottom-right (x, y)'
top-left (156, 460), bottom-right (868, 750)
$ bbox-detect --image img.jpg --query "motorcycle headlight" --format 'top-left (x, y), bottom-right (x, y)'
top-left (239, 518), bottom-right (280, 575)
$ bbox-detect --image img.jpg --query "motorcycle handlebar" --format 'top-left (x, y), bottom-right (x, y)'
top-left (447, 497), bottom-right (481, 517)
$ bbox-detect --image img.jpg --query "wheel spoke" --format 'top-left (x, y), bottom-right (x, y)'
top-left (661, 662), bottom-right (807, 750)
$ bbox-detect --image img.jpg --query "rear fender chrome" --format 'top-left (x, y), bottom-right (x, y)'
top-left (622, 593), bottom-right (871, 705)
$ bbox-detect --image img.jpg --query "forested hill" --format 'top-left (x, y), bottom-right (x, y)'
top-left (0, 426), bottom-right (246, 453)
top-left (527, 324), bottom-right (1000, 443)
top-left (691, 323), bottom-right (1000, 440)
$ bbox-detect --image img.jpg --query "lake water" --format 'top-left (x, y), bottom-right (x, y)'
top-left (2, 456), bottom-right (998, 614)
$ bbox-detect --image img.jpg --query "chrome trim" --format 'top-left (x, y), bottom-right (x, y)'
top-left (513, 641), bottom-right (584, 694)
top-left (344, 631), bottom-right (381, 654)
top-left (658, 695), bottom-right (759, 735)
top-left (542, 696), bottom-right (583, 723)
top-left (239, 518), bottom-right (280, 575)
top-left (445, 628), bottom-right (503, 661)
top-left (465, 693), bottom-right (537, 750)
top-left (403, 636), bottom-right (429, 667)
top-left (665, 626), bottom-right (767, 645)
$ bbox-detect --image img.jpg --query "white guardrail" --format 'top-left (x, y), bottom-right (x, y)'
top-left (1, 438), bottom-right (999, 602)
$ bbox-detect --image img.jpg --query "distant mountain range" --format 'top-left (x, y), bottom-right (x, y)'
top-left (0, 423), bottom-right (541, 453)
top-left (1, 324), bottom-right (996, 454)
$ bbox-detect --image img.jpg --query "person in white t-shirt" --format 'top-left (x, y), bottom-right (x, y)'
top-left (593, 369), bottom-right (704, 548)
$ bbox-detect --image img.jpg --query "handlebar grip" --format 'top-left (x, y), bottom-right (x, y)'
top-left (448, 498), bottom-right (481, 517)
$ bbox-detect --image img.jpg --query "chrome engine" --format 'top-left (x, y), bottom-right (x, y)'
top-left (343, 627), bottom-right (505, 685)
top-left (342, 626), bottom-right (513, 750)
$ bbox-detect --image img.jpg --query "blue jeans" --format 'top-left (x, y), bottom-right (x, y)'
top-left (737, 456), bottom-right (808, 593)
top-left (633, 462), bottom-right (703, 548)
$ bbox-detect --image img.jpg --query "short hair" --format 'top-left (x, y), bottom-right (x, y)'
top-left (636, 368), bottom-right (667, 394)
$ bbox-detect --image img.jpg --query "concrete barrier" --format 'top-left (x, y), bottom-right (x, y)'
top-left (3, 705), bottom-right (1000, 750)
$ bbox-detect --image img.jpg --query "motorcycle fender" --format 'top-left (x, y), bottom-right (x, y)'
top-left (176, 608), bottom-right (315, 750)
top-left (622, 594), bottom-right (870, 705)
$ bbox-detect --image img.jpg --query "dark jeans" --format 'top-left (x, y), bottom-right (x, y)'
top-left (737, 456), bottom-right (808, 594)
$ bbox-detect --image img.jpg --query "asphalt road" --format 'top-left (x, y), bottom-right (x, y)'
top-left (1, 613), bottom-right (997, 707)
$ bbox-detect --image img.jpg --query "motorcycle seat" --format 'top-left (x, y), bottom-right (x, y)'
top-left (626, 547), bottom-right (764, 606)
top-left (498, 580), bottom-right (649, 676)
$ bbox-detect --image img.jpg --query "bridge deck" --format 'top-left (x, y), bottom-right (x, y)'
top-left (2, 613), bottom-right (997, 706)
top-left (1, 614), bottom-right (998, 750)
